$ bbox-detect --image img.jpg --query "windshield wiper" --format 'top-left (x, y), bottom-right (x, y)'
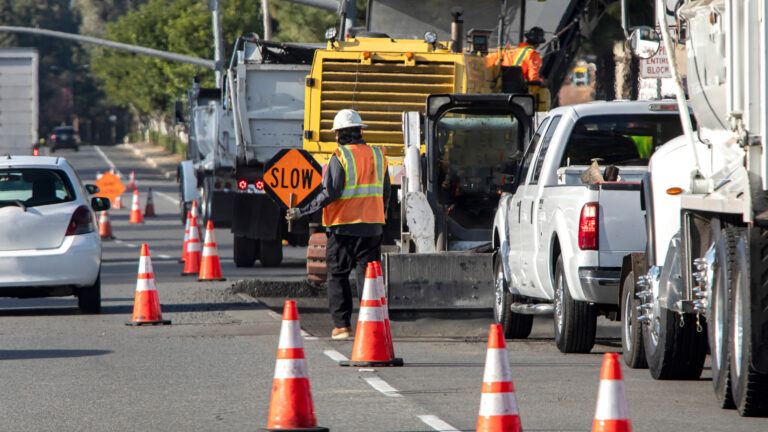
top-left (0, 200), bottom-right (27, 211)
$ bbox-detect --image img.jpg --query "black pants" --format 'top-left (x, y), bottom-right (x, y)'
top-left (326, 232), bottom-right (382, 328)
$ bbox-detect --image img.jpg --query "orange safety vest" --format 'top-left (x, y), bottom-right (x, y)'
top-left (322, 144), bottom-right (386, 227)
top-left (485, 42), bottom-right (542, 82)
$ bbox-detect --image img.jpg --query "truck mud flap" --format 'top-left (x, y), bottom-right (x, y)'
top-left (211, 191), bottom-right (234, 228)
top-left (383, 252), bottom-right (494, 312)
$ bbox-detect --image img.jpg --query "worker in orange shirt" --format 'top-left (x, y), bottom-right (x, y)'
top-left (486, 26), bottom-right (546, 84)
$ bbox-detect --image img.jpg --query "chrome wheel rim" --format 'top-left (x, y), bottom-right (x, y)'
top-left (733, 268), bottom-right (744, 377)
top-left (494, 266), bottom-right (505, 323)
top-left (713, 258), bottom-right (726, 370)
top-left (555, 271), bottom-right (564, 333)
top-left (623, 285), bottom-right (633, 352)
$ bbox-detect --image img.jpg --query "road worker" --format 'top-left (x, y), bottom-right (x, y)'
top-left (486, 26), bottom-right (546, 84)
top-left (286, 109), bottom-right (390, 340)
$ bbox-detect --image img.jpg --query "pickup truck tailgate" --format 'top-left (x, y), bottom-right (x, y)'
top-left (597, 183), bottom-right (645, 267)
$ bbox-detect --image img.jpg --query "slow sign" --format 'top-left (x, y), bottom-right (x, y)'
top-left (263, 149), bottom-right (323, 208)
top-left (93, 171), bottom-right (126, 203)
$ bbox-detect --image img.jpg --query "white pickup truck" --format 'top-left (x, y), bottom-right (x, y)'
top-left (492, 100), bottom-right (691, 353)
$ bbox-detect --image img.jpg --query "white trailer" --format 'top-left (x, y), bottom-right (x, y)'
top-left (0, 48), bottom-right (38, 155)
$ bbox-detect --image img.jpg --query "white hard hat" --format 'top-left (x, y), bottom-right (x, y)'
top-left (331, 109), bottom-right (367, 131)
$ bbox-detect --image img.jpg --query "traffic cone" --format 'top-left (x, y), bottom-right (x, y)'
top-left (144, 187), bottom-right (156, 217)
top-left (476, 324), bottom-right (522, 432)
top-left (191, 200), bottom-right (202, 239)
top-left (129, 190), bottom-right (144, 224)
top-left (262, 300), bottom-right (328, 432)
top-left (126, 244), bottom-right (171, 326)
top-left (98, 211), bottom-right (114, 239)
top-left (340, 262), bottom-right (403, 367)
top-left (373, 261), bottom-right (397, 360)
top-left (128, 170), bottom-right (136, 190)
top-left (199, 220), bottom-right (225, 281)
top-left (592, 353), bottom-right (632, 432)
top-left (113, 194), bottom-right (124, 210)
top-left (182, 216), bottom-right (202, 276)
top-left (180, 210), bottom-right (191, 263)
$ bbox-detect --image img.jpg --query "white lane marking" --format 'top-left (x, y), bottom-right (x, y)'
top-left (300, 329), bottom-right (318, 340)
top-left (113, 239), bottom-right (124, 244)
top-left (94, 145), bottom-right (121, 176)
top-left (158, 254), bottom-right (172, 259)
top-left (154, 190), bottom-right (181, 206)
top-left (267, 310), bottom-right (282, 320)
top-left (363, 376), bottom-right (401, 398)
top-left (323, 349), bottom-right (349, 363)
top-left (418, 415), bottom-right (460, 432)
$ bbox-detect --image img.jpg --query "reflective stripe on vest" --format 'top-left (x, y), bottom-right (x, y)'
top-left (323, 144), bottom-right (386, 226)
top-left (513, 47), bottom-right (532, 66)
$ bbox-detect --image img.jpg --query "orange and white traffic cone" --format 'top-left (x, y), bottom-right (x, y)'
top-left (113, 194), bottom-right (124, 210)
top-left (592, 353), bottom-right (632, 432)
top-left (129, 190), bottom-right (144, 224)
top-left (180, 210), bottom-right (191, 263)
top-left (199, 220), bottom-right (225, 281)
top-left (476, 324), bottom-right (522, 432)
top-left (191, 200), bottom-right (202, 239)
top-left (340, 262), bottom-right (403, 367)
top-left (373, 261), bottom-right (397, 361)
top-left (128, 170), bottom-right (136, 190)
top-left (144, 187), bottom-right (156, 217)
top-left (126, 244), bottom-right (171, 326)
top-left (98, 211), bottom-right (114, 239)
top-left (263, 300), bottom-right (328, 432)
top-left (182, 216), bottom-right (202, 276)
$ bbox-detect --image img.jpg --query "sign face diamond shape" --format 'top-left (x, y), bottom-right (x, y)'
top-left (93, 171), bottom-right (126, 202)
top-left (263, 149), bottom-right (323, 208)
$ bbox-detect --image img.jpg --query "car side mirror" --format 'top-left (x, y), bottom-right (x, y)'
top-left (91, 196), bottom-right (111, 212)
top-left (85, 184), bottom-right (100, 194)
top-left (501, 181), bottom-right (515, 194)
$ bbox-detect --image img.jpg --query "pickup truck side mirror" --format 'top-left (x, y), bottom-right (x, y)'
top-left (91, 196), bottom-right (111, 212)
top-left (85, 184), bottom-right (100, 194)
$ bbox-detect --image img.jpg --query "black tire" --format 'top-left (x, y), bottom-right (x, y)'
top-left (259, 239), bottom-right (283, 267)
top-left (78, 272), bottom-right (101, 314)
top-left (642, 306), bottom-right (707, 380)
top-left (553, 255), bottom-right (596, 353)
top-left (201, 177), bottom-right (213, 224)
top-left (493, 253), bottom-right (533, 339)
top-left (233, 235), bottom-right (257, 267)
top-left (621, 271), bottom-right (647, 368)
top-left (729, 230), bottom-right (768, 416)
top-left (710, 228), bottom-right (736, 408)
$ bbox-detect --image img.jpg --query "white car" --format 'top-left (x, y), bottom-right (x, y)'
top-left (0, 155), bottom-right (110, 313)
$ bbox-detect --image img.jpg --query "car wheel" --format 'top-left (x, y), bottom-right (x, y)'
top-left (78, 272), bottom-right (102, 314)
top-left (621, 271), bottom-right (647, 368)
top-left (233, 235), bottom-right (257, 267)
top-left (493, 252), bottom-right (533, 339)
top-left (553, 254), bottom-right (596, 353)
top-left (729, 230), bottom-right (768, 416)
top-left (260, 239), bottom-right (283, 267)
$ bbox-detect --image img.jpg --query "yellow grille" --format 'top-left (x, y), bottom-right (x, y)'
top-left (319, 59), bottom-right (455, 156)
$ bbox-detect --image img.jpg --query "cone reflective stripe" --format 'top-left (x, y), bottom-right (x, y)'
top-left (592, 353), bottom-right (632, 432)
top-left (340, 263), bottom-right (403, 367)
top-left (126, 244), bottom-right (170, 325)
top-left (181, 210), bottom-right (191, 263)
top-left (182, 216), bottom-right (202, 275)
top-left (128, 170), bottom-right (136, 190)
top-left (98, 211), bottom-right (114, 239)
top-left (373, 261), bottom-right (396, 360)
top-left (477, 324), bottom-right (522, 432)
top-left (129, 190), bottom-right (144, 224)
top-left (262, 300), bottom-right (328, 432)
top-left (199, 220), bottom-right (225, 281)
top-left (144, 187), bottom-right (156, 217)
top-left (191, 200), bottom-right (202, 239)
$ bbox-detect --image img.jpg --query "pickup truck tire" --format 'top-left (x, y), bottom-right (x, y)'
top-left (493, 253), bottom-right (533, 339)
top-left (729, 229), bottom-right (768, 416)
top-left (710, 228), bottom-right (736, 409)
top-left (233, 235), bottom-right (257, 267)
top-left (621, 271), bottom-right (647, 369)
top-left (642, 307), bottom-right (707, 380)
top-left (259, 239), bottom-right (283, 267)
top-left (554, 255), bottom-right (596, 353)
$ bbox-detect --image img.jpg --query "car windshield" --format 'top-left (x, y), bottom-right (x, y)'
top-left (0, 169), bottom-right (76, 207)
top-left (561, 113), bottom-right (694, 167)
top-left (435, 111), bottom-right (523, 196)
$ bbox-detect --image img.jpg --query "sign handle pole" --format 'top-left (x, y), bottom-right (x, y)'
top-left (288, 193), bottom-right (295, 232)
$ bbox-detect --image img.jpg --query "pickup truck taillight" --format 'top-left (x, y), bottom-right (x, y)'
top-left (65, 205), bottom-right (95, 236)
top-left (578, 202), bottom-right (599, 250)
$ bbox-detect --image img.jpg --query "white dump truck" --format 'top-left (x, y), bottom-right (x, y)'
top-left (0, 48), bottom-right (38, 155)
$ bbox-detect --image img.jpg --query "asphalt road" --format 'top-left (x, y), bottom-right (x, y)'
top-left (1, 144), bottom-right (766, 431)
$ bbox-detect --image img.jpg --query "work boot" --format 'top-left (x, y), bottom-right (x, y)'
top-left (331, 327), bottom-right (351, 340)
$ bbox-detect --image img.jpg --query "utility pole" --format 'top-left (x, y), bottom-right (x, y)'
top-left (262, 0), bottom-right (272, 40)
top-left (209, 0), bottom-right (224, 85)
